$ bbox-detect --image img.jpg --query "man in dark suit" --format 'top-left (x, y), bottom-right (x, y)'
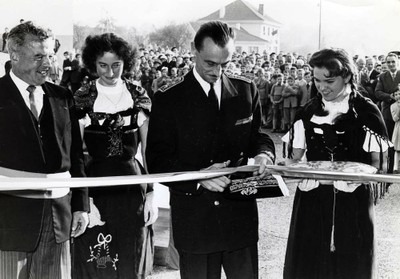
top-left (70, 53), bottom-right (83, 94)
top-left (375, 53), bottom-right (400, 138)
top-left (60, 50), bottom-right (73, 88)
top-left (147, 21), bottom-right (275, 279)
top-left (0, 21), bottom-right (89, 278)
top-left (366, 58), bottom-right (380, 90)
top-left (2, 27), bottom-right (8, 52)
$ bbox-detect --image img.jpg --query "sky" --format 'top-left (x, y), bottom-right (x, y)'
top-left (1, 0), bottom-right (399, 55)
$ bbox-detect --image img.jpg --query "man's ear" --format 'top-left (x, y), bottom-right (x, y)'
top-left (10, 52), bottom-right (19, 62)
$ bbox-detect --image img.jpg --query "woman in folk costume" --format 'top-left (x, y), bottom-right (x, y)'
top-left (282, 48), bottom-right (391, 279)
top-left (73, 33), bottom-right (157, 279)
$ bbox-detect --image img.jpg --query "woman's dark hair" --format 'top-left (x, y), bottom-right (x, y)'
top-left (309, 48), bottom-right (356, 87)
top-left (81, 33), bottom-right (136, 74)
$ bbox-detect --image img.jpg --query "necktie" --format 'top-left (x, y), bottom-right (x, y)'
top-left (306, 83), bottom-right (310, 91)
top-left (27, 85), bottom-right (39, 119)
top-left (208, 83), bottom-right (219, 112)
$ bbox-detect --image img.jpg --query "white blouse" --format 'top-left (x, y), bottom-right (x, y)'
top-left (282, 94), bottom-right (391, 152)
top-left (80, 79), bottom-right (147, 128)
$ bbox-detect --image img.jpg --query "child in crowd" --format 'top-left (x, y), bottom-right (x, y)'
top-left (391, 88), bottom-right (400, 172)
top-left (282, 76), bottom-right (299, 132)
top-left (270, 73), bottom-right (285, 132)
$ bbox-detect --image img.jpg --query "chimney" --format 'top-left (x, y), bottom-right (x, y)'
top-left (236, 23), bottom-right (241, 30)
top-left (219, 6), bottom-right (225, 18)
top-left (258, 4), bottom-right (264, 15)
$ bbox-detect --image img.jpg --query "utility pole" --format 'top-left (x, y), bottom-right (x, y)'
top-left (318, 0), bottom-right (322, 50)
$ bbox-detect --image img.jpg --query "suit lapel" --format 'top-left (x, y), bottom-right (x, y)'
top-left (41, 82), bottom-right (68, 151)
top-left (1, 74), bottom-right (46, 164)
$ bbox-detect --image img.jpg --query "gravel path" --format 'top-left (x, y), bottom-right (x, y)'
top-left (149, 131), bottom-right (400, 279)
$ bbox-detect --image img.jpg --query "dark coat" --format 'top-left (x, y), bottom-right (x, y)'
top-left (146, 70), bottom-right (275, 254)
top-left (375, 70), bottom-right (400, 136)
top-left (61, 59), bottom-right (73, 83)
top-left (0, 74), bottom-right (88, 252)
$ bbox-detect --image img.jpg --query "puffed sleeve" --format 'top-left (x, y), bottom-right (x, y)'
top-left (282, 120), bottom-right (306, 149)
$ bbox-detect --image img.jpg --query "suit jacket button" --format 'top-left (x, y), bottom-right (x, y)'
top-left (210, 160), bottom-right (214, 163)
top-left (214, 201), bottom-right (220, 206)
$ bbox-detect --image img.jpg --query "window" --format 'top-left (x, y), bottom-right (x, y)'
top-left (263, 26), bottom-right (266, 35)
top-left (249, 46), bottom-right (259, 54)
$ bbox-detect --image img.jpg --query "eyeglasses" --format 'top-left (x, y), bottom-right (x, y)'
top-left (387, 61), bottom-right (397, 64)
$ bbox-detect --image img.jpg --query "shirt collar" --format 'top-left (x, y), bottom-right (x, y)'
top-left (9, 71), bottom-right (45, 108)
top-left (193, 66), bottom-right (221, 95)
top-left (10, 70), bottom-right (32, 96)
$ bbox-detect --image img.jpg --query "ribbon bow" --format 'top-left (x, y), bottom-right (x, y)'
top-left (94, 233), bottom-right (112, 249)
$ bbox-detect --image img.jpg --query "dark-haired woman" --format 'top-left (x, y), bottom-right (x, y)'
top-left (73, 33), bottom-right (157, 279)
top-left (282, 48), bottom-right (391, 279)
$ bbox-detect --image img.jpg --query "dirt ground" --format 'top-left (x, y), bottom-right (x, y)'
top-left (149, 131), bottom-right (400, 279)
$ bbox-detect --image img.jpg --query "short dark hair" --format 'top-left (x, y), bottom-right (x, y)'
top-left (81, 33), bottom-right (136, 74)
top-left (7, 21), bottom-right (49, 54)
top-left (386, 52), bottom-right (398, 61)
top-left (309, 48), bottom-right (356, 83)
top-left (194, 21), bottom-right (235, 51)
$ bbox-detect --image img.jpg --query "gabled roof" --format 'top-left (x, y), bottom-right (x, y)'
top-left (198, 0), bottom-right (281, 26)
top-left (189, 22), bottom-right (269, 43)
top-left (234, 27), bottom-right (269, 43)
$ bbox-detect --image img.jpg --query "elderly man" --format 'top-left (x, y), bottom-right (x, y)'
top-left (147, 20), bottom-right (275, 279)
top-left (0, 22), bottom-right (89, 278)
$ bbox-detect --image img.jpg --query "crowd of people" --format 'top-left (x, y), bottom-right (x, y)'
top-left (56, 40), bottom-right (397, 137)
top-left (0, 18), bottom-right (399, 279)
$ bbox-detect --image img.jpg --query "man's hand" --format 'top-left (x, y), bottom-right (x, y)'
top-left (199, 160), bottom-right (231, 192)
top-left (144, 191), bottom-right (158, 226)
top-left (71, 211), bottom-right (89, 238)
top-left (253, 153), bottom-right (274, 178)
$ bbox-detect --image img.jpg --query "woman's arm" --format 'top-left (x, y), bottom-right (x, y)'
top-left (139, 119), bottom-right (149, 172)
top-left (371, 150), bottom-right (388, 173)
top-left (285, 148), bottom-right (305, 165)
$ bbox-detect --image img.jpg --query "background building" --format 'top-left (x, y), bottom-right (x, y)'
top-left (194, 0), bottom-right (282, 54)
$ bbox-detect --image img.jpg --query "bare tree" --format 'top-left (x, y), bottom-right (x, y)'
top-left (73, 24), bottom-right (91, 51)
top-left (149, 23), bottom-right (193, 50)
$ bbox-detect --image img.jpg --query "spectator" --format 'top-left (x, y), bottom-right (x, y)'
top-left (282, 75), bottom-right (299, 131)
top-left (151, 70), bottom-right (162, 93)
top-left (391, 89), bottom-right (400, 173)
top-left (2, 27), bottom-right (8, 52)
top-left (270, 73), bottom-right (285, 132)
top-left (375, 53), bottom-right (400, 139)
top-left (254, 68), bottom-right (270, 127)
top-left (296, 69), bottom-right (308, 106)
top-left (300, 71), bottom-right (314, 106)
top-left (49, 55), bottom-right (61, 84)
top-left (70, 53), bottom-right (83, 93)
top-left (60, 51), bottom-right (73, 88)
top-left (170, 67), bottom-right (180, 83)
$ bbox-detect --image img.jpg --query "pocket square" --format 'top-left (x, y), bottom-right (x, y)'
top-left (235, 115), bottom-right (253, 125)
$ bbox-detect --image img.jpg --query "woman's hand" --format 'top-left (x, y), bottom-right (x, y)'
top-left (144, 191), bottom-right (158, 226)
